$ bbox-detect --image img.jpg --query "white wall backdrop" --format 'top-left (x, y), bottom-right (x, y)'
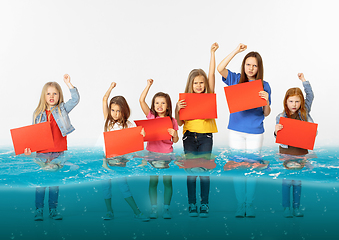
top-left (1, 0), bottom-right (338, 148)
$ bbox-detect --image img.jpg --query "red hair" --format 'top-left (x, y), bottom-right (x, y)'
top-left (283, 87), bottom-right (307, 121)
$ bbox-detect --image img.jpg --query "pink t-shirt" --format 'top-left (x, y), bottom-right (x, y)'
top-left (146, 111), bottom-right (179, 153)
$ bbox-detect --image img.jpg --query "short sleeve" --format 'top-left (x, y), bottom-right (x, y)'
top-left (222, 70), bottom-right (241, 86)
top-left (263, 81), bottom-right (272, 105)
top-left (127, 120), bottom-right (136, 128)
top-left (171, 118), bottom-right (179, 131)
top-left (146, 111), bottom-right (155, 120)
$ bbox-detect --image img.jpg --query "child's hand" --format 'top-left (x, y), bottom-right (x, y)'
top-left (176, 99), bottom-right (186, 111)
top-left (275, 124), bottom-right (283, 135)
top-left (140, 128), bottom-right (146, 137)
top-left (259, 91), bottom-right (269, 103)
top-left (63, 74), bottom-right (71, 84)
top-left (138, 159), bottom-right (147, 168)
top-left (236, 43), bottom-right (247, 53)
top-left (297, 73), bottom-right (306, 82)
top-left (168, 128), bottom-right (177, 137)
top-left (147, 79), bottom-right (154, 86)
top-left (211, 42), bottom-right (219, 53)
top-left (110, 82), bottom-right (117, 89)
top-left (63, 74), bottom-right (74, 88)
top-left (24, 148), bottom-right (32, 155)
top-left (138, 162), bottom-right (147, 168)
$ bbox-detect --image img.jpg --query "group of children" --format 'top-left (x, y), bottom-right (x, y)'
top-left (23, 42), bottom-right (314, 221)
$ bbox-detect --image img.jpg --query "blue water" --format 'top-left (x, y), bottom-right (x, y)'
top-left (1, 146), bottom-right (338, 187)
top-left (1, 146), bottom-right (339, 239)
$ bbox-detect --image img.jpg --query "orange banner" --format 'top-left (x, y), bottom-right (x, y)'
top-left (179, 93), bottom-right (217, 120)
top-left (276, 117), bottom-right (318, 150)
top-left (10, 122), bottom-right (55, 155)
top-left (135, 117), bottom-right (173, 142)
top-left (224, 80), bottom-right (267, 113)
top-left (104, 126), bottom-right (144, 158)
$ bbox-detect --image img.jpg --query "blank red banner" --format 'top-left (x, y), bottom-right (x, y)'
top-left (135, 117), bottom-right (173, 142)
top-left (179, 93), bottom-right (217, 120)
top-left (104, 126), bottom-right (144, 158)
top-left (276, 117), bottom-right (318, 150)
top-left (224, 80), bottom-right (267, 113)
top-left (10, 122), bottom-right (55, 155)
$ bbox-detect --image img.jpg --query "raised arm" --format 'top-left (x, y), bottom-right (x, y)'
top-left (217, 43), bottom-right (247, 79)
top-left (298, 73), bottom-right (314, 112)
top-left (103, 82), bottom-right (116, 120)
top-left (63, 74), bottom-right (74, 89)
top-left (139, 79), bottom-right (153, 116)
top-left (208, 42), bottom-right (219, 93)
top-left (63, 74), bottom-right (80, 113)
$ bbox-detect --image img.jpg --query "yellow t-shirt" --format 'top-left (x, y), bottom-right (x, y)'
top-left (183, 119), bottom-right (218, 134)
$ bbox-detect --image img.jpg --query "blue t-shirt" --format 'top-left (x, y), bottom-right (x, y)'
top-left (222, 70), bottom-right (271, 134)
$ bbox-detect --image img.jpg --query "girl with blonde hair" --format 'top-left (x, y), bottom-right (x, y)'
top-left (25, 74), bottom-right (80, 221)
top-left (175, 43), bottom-right (218, 218)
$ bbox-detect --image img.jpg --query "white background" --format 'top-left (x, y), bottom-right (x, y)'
top-left (1, 0), bottom-right (338, 148)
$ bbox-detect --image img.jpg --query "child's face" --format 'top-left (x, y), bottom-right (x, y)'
top-left (287, 95), bottom-right (301, 115)
top-left (154, 96), bottom-right (167, 116)
top-left (110, 104), bottom-right (122, 121)
top-left (285, 161), bottom-right (304, 170)
top-left (151, 160), bottom-right (169, 168)
top-left (43, 163), bottom-right (61, 171)
top-left (45, 86), bottom-right (59, 108)
top-left (192, 75), bottom-right (205, 93)
top-left (244, 57), bottom-right (258, 80)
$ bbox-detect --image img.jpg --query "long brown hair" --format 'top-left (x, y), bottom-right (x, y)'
top-left (150, 92), bottom-right (173, 119)
top-left (184, 69), bottom-right (211, 93)
top-left (283, 87), bottom-right (307, 121)
top-left (33, 82), bottom-right (64, 124)
top-left (239, 52), bottom-right (264, 85)
top-left (104, 96), bottom-right (130, 131)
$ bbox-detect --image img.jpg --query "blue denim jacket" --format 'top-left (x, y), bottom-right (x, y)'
top-left (33, 87), bottom-right (80, 137)
top-left (275, 81), bottom-right (314, 148)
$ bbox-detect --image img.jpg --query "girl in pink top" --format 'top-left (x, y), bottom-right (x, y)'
top-left (139, 79), bottom-right (179, 219)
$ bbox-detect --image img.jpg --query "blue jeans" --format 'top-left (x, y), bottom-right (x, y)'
top-left (187, 176), bottom-right (210, 204)
top-left (183, 131), bottom-right (213, 155)
top-left (35, 186), bottom-right (59, 209)
top-left (282, 179), bottom-right (301, 208)
top-left (35, 152), bottom-right (63, 209)
top-left (183, 131), bottom-right (213, 205)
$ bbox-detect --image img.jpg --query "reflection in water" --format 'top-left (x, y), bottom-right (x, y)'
top-left (1, 147), bottom-right (339, 238)
top-left (1, 147), bottom-right (338, 186)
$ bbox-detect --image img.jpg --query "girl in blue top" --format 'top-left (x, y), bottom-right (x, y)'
top-left (217, 44), bottom-right (271, 218)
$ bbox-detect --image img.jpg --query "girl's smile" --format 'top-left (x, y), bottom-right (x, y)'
top-left (45, 86), bottom-right (60, 109)
top-left (287, 95), bottom-right (301, 115)
top-left (154, 96), bottom-right (168, 117)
